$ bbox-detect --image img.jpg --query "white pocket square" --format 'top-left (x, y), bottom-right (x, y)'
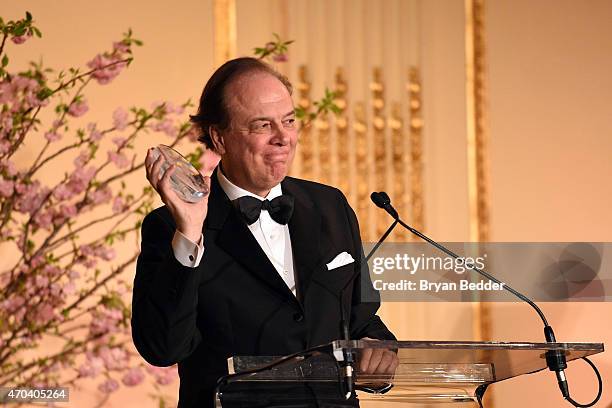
top-left (326, 251), bottom-right (355, 270)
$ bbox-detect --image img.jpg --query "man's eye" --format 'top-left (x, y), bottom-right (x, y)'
top-left (251, 122), bottom-right (271, 132)
top-left (283, 118), bottom-right (296, 128)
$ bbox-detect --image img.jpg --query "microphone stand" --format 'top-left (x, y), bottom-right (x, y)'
top-left (337, 219), bottom-right (399, 399)
top-left (369, 191), bottom-right (602, 407)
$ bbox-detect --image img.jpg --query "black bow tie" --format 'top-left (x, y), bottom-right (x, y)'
top-left (234, 195), bottom-right (294, 225)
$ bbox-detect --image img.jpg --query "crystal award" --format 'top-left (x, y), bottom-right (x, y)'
top-left (150, 145), bottom-right (209, 203)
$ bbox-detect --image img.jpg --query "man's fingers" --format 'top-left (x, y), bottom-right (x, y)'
top-left (391, 353), bottom-right (400, 371)
top-left (359, 347), bottom-right (373, 373)
top-left (148, 155), bottom-right (166, 188)
top-left (144, 149), bottom-right (158, 178)
top-left (369, 348), bottom-right (385, 373)
top-left (362, 348), bottom-right (383, 373)
top-left (158, 164), bottom-right (179, 202)
top-left (374, 350), bottom-right (397, 374)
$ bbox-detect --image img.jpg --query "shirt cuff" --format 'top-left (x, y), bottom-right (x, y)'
top-left (171, 230), bottom-right (204, 267)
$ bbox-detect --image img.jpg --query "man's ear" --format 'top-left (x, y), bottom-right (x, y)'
top-left (209, 126), bottom-right (226, 155)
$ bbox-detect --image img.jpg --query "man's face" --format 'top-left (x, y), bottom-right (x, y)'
top-left (213, 72), bottom-right (297, 196)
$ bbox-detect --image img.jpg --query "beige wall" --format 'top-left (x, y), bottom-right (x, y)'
top-left (486, 0), bottom-right (612, 406)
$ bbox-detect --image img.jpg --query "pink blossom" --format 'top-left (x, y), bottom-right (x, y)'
top-left (1, 114), bottom-right (13, 135)
top-left (53, 184), bottom-right (73, 201)
top-left (97, 247), bottom-right (116, 261)
top-left (112, 137), bottom-right (126, 147)
top-left (73, 150), bottom-right (89, 168)
top-left (0, 227), bottom-right (12, 240)
top-left (167, 101), bottom-right (184, 114)
top-left (90, 186), bottom-right (112, 205)
top-left (30, 255), bottom-right (45, 268)
top-left (87, 123), bottom-right (104, 141)
top-left (87, 54), bottom-right (127, 85)
top-left (90, 306), bottom-right (123, 336)
top-left (69, 270), bottom-right (80, 280)
top-left (152, 118), bottom-right (177, 137)
top-left (35, 275), bottom-right (49, 288)
top-left (112, 108), bottom-right (129, 130)
top-left (185, 125), bottom-right (200, 143)
top-left (36, 304), bottom-right (55, 324)
top-left (122, 367), bottom-right (145, 386)
top-left (13, 307), bottom-right (26, 326)
top-left (4, 160), bottom-right (18, 176)
top-left (108, 151), bottom-right (129, 168)
top-left (0, 179), bottom-right (14, 197)
top-left (81, 258), bottom-right (97, 269)
top-left (49, 282), bottom-right (62, 298)
top-left (113, 41), bottom-right (130, 54)
top-left (67, 99), bottom-right (89, 117)
top-left (42, 266), bottom-right (62, 282)
top-left (43, 362), bottom-right (61, 374)
top-left (79, 244), bottom-right (95, 257)
top-left (11, 35), bottom-right (27, 45)
top-left (14, 181), bottom-right (49, 214)
top-left (33, 210), bottom-right (53, 229)
top-left (146, 365), bottom-right (178, 386)
top-left (79, 354), bottom-right (105, 378)
top-left (0, 140), bottom-right (11, 154)
top-left (98, 378), bottom-right (119, 394)
top-left (99, 347), bottom-right (128, 370)
top-left (62, 282), bottom-right (76, 295)
top-left (73, 166), bottom-right (96, 184)
top-left (112, 196), bottom-right (126, 213)
top-left (60, 204), bottom-right (78, 217)
top-left (63, 166), bottom-right (96, 198)
top-left (273, 53), bottom-right (288, 62)
top-left (44, 130), bottom-right (61, 142)
top-left (54, 203), bottom-right (78, 225)
top-left (1, 295), bottom-right (25, 313)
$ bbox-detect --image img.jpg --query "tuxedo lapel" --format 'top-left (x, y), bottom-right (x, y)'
top-left (207, 169), bottom-right (298, 303)
top-left (282, 178), bottom-right (326, 299)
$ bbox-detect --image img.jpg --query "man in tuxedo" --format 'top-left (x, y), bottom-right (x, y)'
top-left (132, 57), bottom-right (397, 408)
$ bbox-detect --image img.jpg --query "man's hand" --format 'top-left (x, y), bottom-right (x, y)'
top-left (145, 148), bottom-right (210, 242)
top-left (357, 337), bottom-right (400, 375)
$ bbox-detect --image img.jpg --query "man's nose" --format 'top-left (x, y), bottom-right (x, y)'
top-left (272, 123), bottom-right (291, 145)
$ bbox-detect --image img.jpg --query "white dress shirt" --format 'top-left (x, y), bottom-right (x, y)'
top-left (171, 170), bottom-right (296, 295)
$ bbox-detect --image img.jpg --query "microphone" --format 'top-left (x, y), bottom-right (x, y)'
top-left (370, 192), bottom-right (398, 219)
top-left (369, 191), bottom-right (574, 403)
top-left (338, 215), bottom-right (399, 399)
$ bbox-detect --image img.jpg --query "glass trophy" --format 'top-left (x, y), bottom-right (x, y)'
top-left (150, 145), bottom-right (209, 203)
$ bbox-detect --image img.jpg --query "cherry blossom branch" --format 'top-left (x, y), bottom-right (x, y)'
top-left (0, 33), bottom-right (8, 57)
top-left (29, 76), bottom-right (93, 173)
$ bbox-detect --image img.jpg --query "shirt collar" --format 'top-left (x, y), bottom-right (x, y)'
top-left (217, 167), bottom-right (283, 202)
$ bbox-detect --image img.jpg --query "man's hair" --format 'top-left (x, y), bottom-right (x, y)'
top-left (190, 57), bottom-right (293, 151)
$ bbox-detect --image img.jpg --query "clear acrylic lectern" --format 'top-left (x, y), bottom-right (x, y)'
top-left (216, 339), bottom-right (603, 407)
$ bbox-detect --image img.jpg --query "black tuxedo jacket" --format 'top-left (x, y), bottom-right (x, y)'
top-left (131, 171), bottom-right (395, 408)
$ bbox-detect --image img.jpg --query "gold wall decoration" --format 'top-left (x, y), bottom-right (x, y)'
top-left (389, 102), bottom-right (406, 241)
top-left (213, 0), bottom-right (236, 67)
top-left (354, 102), bottom-right (370, 241)
top-left (297, 65), bottom-right (314, 181)
top-left (408, 67), bottom-right (425, 235)
top-left (371, 68), bottom-right (387, 238)
top-left (334, 68), bottom-right (350, 199)
top-left (317, 112), bottom-right (332, 186)
top-left (466, 1), bottom-right (493, 405)
top-left (466, 0), bottom-right (490, 242)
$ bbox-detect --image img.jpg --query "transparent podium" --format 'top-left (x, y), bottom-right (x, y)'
top-left (217, 339), bottom-right (603, 407)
